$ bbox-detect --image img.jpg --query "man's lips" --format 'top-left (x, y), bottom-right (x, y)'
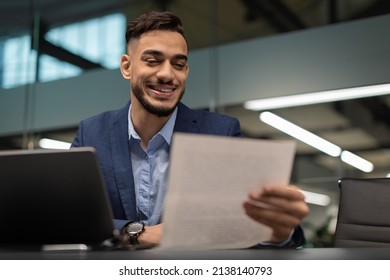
top-left (148, 84), bottom-right (177, 97)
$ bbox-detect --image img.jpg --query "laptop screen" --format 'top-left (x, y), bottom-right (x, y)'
top-left (0, 147), bottom-right (115, 247)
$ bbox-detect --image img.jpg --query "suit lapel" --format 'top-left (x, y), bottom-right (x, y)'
top-left (109, 102), bottom-right (138, 220)
top-left (174, 103), bottom-right (202, 133)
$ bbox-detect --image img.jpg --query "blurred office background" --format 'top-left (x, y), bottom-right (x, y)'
top-left (1, 0), bottom-right (389, 247)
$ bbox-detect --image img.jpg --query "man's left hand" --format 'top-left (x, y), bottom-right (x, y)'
top-left (243, 183), bottom-right (309, 243)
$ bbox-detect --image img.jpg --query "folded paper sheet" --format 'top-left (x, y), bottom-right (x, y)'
top-left (159, 133), bottom-right (296, 250)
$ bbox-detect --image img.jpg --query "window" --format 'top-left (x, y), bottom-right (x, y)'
top-left (1, 13), bottom-right (125, 89)
top-left (2, 35), bottom-right (37, 88)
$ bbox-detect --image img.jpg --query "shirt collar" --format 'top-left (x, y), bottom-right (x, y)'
top-left (128, 104), bottom-right (178, 145)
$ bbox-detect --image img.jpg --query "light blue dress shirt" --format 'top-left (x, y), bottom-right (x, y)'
top-left (128, 105), bottom-right (177, 226)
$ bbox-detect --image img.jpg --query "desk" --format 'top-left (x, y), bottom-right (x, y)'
top-left (1, 248), bottom-right (390, 260)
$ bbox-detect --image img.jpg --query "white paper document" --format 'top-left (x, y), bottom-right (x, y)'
top-left (159, 133), bottom-right (296, 250)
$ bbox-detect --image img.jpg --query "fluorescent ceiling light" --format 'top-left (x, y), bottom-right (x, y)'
top-left (39, 138), bottom-right (71, 150)
top-left (301, 190), bottom-right (331, 206)
top-left (244, 83), bottom-right (390, 111)
top-left (260, 111), bottom-right (342, 157)
top-left (341, 150), bottom-right (374, 173)
top-left (260, 111), bottom-right (374, 172)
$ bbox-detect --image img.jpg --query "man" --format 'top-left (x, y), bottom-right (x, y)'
top-left (72, 11), bottom-right (309, 248)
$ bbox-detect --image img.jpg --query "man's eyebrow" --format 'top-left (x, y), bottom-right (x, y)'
top-left (142, 49), bottom-right (188, 61)
top-left (174, 54), bottom-right (188, 62)
top-left (142, 49), bottom-right (164, 57)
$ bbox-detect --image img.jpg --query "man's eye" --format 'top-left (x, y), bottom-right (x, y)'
top-left (146, 59), bottom-right (159, 65)
top-left (173, 63), bottom-right (185, 69)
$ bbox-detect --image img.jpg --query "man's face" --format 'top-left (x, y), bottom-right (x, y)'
top-left (122, 30), bottom-right (189, 117)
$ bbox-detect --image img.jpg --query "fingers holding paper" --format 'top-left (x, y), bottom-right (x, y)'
top-left (243, 184), bottom-right (309, 244)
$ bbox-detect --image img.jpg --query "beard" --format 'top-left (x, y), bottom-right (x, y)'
top-left (132, 83), bottom-right (185, 117)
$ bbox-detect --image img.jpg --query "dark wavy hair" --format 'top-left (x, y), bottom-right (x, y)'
top-left (125, 11), bottom-right (185, 44)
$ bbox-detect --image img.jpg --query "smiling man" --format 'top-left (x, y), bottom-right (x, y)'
top-left (71, 11), bottom-right (309, 248)
top-left (121, 27), bottom-right (189, 149)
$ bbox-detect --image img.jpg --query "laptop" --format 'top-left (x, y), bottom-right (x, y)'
top-left (0, 147), bottom-right (118, 250)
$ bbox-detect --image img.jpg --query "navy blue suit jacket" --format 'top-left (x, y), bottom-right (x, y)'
top-left (72, 101), bottom-right (305, 248)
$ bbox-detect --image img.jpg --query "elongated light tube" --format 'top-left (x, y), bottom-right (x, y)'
top-left (260, 111), bottom-right (374, 173)
top-left (244, 83), bottom-right (390, 111)
top-left (301, 190), bottom-right (331, 206)
top-left (341, 150), bottom-right (374, 173)
top-left (39, 138), bottom-right (71, 150)
top-left (260, 111), bottom-right (342, 157)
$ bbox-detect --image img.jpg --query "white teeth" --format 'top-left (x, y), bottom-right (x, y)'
top-left (153, 87), bottom-right (173, 93)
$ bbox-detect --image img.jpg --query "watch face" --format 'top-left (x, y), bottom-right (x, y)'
top-left (127, 222), bottom-right (144, 235)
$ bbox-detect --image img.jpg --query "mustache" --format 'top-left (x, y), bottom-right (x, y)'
top-left (148, 79), bottom-right (177, 87)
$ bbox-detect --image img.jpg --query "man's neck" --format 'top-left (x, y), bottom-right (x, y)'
top-left (130, 103), bottom-right (171, 150)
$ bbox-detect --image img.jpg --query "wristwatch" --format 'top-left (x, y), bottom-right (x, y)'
top-left (123, 221), bottom-right (145, 245)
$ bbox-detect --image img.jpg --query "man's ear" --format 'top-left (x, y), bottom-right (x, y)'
top-left (120, 54), bottom-right (131, 80)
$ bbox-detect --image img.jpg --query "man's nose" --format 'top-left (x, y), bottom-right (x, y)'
top-left (156, 61), bottom-right (174, 82)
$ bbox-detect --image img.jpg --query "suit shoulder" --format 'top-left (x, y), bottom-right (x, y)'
top-left (179, 102), bottom-right (238, 122)
top-left (200, 109), bottom-right (237, 121)
top-left (178, 103), bottom-right (241, 136)
top-left (189, 106), bottom-right (239, 125)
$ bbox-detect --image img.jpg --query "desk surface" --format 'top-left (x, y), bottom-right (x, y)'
top-left (1, 248), bottom-right (390, 260)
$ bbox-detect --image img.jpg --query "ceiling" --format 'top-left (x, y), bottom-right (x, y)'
top-left (2, 0), bottom-right (390, 46)
top-left (1, 0), bottom-right (390, 204)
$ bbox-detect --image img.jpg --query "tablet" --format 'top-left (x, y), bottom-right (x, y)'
top-left (0, 147), bottom-right (116, 248)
